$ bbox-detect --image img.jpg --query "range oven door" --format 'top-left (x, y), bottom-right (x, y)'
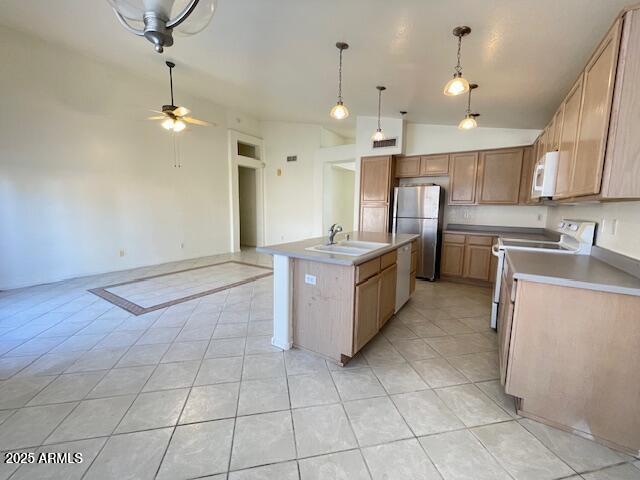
top-left (491, 244), bottom-right (504, 329)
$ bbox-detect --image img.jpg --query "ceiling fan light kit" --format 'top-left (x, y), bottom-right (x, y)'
top-left (330, 42), bottom-right (350, 120)
top-left (108, 0), bottom-right (217, 53)
top-left (443, 25), bottom-right (471, 96)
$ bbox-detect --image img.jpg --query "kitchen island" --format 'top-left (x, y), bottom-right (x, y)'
top-left (257, 232), bottom-right (418, 365)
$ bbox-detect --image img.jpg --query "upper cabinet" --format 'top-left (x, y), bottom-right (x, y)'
top-left (395, 156), bottom-right (420, 178)
top-left (571, 20), bottom-right (622, 197)
top-left (449, 152), bottom-right (479, 205)
top-left (554, 75), bottom-right (584, 198)
top-left (420, 154), bottom-right (449, 176)
top-left (477, 149), bottom-right (524, 204)
top-left (359, 155), bottom-right (394, 232)
top-left (546, 9), bottom-right (640, 202)
top-left (601, 10), bottom-right (640, 199)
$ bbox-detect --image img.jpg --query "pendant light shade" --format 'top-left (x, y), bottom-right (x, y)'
top-left (443, 26), bottom-right (471, 96)
top-left (458, 115), bottom-right (478, 130)
top-left (371, 86), bottom-right (386, 141)
top-left (330, 42), bottom-right (350, 120)
top-left (458, 83), bottom-right (479, 130)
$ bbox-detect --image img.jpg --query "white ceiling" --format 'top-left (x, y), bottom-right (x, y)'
top-left (1, 0), bottom-right (631, 134)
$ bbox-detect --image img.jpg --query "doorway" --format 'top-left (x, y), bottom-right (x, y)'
top-left (322, 161), bottom-right (355, 233)
top-left (238, 166), bottom-right (258, 248)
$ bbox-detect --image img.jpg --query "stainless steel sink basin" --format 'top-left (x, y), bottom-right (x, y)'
top-left (305, 240), bottom-right (390, 256)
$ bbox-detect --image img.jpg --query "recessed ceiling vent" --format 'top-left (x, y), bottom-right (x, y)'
top-left (372, 138), bottom-right (397, 149)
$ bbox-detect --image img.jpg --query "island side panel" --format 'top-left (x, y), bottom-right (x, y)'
top-left (506, 280), bottom-right (640, 455)
top-left (292, 258), bottom-right (355, 362)
top-left (272, 254), bottom-right (294, 350)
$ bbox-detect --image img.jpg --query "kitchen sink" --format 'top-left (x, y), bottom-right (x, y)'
top-left (305, 240), bottom-right (390, 256)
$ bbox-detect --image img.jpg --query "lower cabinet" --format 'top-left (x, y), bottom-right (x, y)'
top-left (378, 264), bottom-right (397, 328)
top-left (354, 273), bottom-right (380, 352)
top-left (441, 243), bottom-right (465, 277)
top-left (463, 244), bottom-right (492, 281)
top-left (441, 234), bottom-right (498, 284)
top-left (497, 274), bottom-right (515, 385)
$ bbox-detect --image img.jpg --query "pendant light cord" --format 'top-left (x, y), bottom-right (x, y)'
top-left (455, 34), bottom-right (463, 75)
top-left (466, 86), bottom-right (472, 114)
top-left (338, 48), bottom-right (343, 102)
top-left (377, 89), bottom-right (382, 130)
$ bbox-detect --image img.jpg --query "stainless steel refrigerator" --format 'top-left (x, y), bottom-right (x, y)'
top-left (392, 185), bottom-right (444, 281)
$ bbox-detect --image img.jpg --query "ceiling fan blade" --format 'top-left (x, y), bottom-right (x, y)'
top-left (183, 117), bottom-right (214, 126)
top-left (149, 109), bottom-right (166, 115)
top-left (173, 106), bottom-right (191, 117)
top-left (147, 116), bottom-right (166, 120)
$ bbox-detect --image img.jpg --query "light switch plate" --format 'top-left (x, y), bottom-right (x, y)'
top-left (304, 274), bottom-right (317, 285)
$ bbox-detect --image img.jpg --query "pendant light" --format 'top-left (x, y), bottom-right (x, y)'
top-left (443, 26), bottom-right (471, 96)
top-left (372, 86), bottom-right (387, 141)
top-left (458, 83), bottom-right (480, 130)
top-left (330, 42), bottom-right (350, 120)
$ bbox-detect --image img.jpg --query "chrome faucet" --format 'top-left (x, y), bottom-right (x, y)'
top-left (327, 224), bottom-right (343, 245)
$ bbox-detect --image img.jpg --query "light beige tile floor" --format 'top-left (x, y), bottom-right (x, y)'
top-left (0, 250), bottom-right (637, 479)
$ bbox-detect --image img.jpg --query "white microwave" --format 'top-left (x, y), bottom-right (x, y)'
top-left (531, 151), bottom-right (559, 198)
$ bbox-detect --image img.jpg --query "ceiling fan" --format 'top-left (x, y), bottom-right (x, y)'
top-left (148, 61), bottom-right (213, 132)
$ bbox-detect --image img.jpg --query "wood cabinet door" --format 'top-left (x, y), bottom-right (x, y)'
top-left (497, 277), bottom-right (515, 385)
top-left (378, 264), bottom-right (397, 328)
top-left (571, 19), bottom-right (621, 197)
top-left (449, 152), bottom-right (479, 204)
top-left (463, 244), bottom-right (492, 281)
top-left (354, 274), bottom-right (380, 352)
top-left (519, 147), bottom-right (534, 204)
top-left (555, 75), bottom-right (584, 198)
top-left (360, 156), bottom-right (392, 203)
top-left (602, 11), bottom-right (640, 199)
top-left (395, 156), bottom-right (420, 178)
top-left (551, 107), bottom-right (564, 151)
top-left (478, 149), bottom-right (524, 204)
top-left (420, 154), bottom-right (449, 176)
top-left (440, 243), bottom-right (464, 277)
top-left (359, 204), bottom-right (388, 232)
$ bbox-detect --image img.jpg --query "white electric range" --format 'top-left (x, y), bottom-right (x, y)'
top-left (490, 220), bottom-right (596, 328)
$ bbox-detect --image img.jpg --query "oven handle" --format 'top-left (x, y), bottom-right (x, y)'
top-left (491, 244), bottom-right (501, 257)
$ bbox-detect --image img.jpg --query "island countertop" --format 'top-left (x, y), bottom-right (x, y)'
top-left (257, 232), bottom-right (419, 266)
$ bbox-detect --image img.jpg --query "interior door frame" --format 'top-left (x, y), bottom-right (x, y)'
top-left (228, 130), bottom-right (265, 252)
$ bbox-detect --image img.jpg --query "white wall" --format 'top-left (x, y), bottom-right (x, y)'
top-left (238, 167), bottom-right (257, 247)
top-left (404, 123), bottom-right (540, 155)
top-left (546, 202), bottom-right (640, 259)
top-left (0, 26), bottom-right (258, 289)
top-left (261, 121), bottom-right (323, 244)
top-left (323, 165), bottom-right (355, 233)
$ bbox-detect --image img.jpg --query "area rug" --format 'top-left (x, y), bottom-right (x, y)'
top-left (88, 261), bottom-right (272, 315)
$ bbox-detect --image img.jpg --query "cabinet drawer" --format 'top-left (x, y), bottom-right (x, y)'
top-left (466, 235), bottom-right (493, 246)
top-left (356, 257), bottom-right (381, 284)
top-left (443, 233), bottom-right (465, 244)
top-left (380, 250), bottom-right (397, 270)
top-left (410, 251), bottom-right (418, 272)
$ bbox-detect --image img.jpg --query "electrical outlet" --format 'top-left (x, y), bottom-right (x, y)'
top-left (119, 249), bottom-right (126, 257)
top-left (537, 214), bottom-right (543, 221)
top-left (304, 274), bottom-right (317, 285)
top-left (180, 242), bottom-right (184, 249)
top-left (610, 218), bottom-right (618, 235)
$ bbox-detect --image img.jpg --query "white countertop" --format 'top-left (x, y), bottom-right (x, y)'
top-left (257, 232), bottom-right (418, 266)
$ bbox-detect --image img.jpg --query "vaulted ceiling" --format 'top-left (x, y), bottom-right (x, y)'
top-left (1, 0), bottom-right (631, 134)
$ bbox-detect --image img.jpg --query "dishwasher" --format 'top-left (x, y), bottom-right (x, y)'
top-left (395, 243), bottom-right (412, 313)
